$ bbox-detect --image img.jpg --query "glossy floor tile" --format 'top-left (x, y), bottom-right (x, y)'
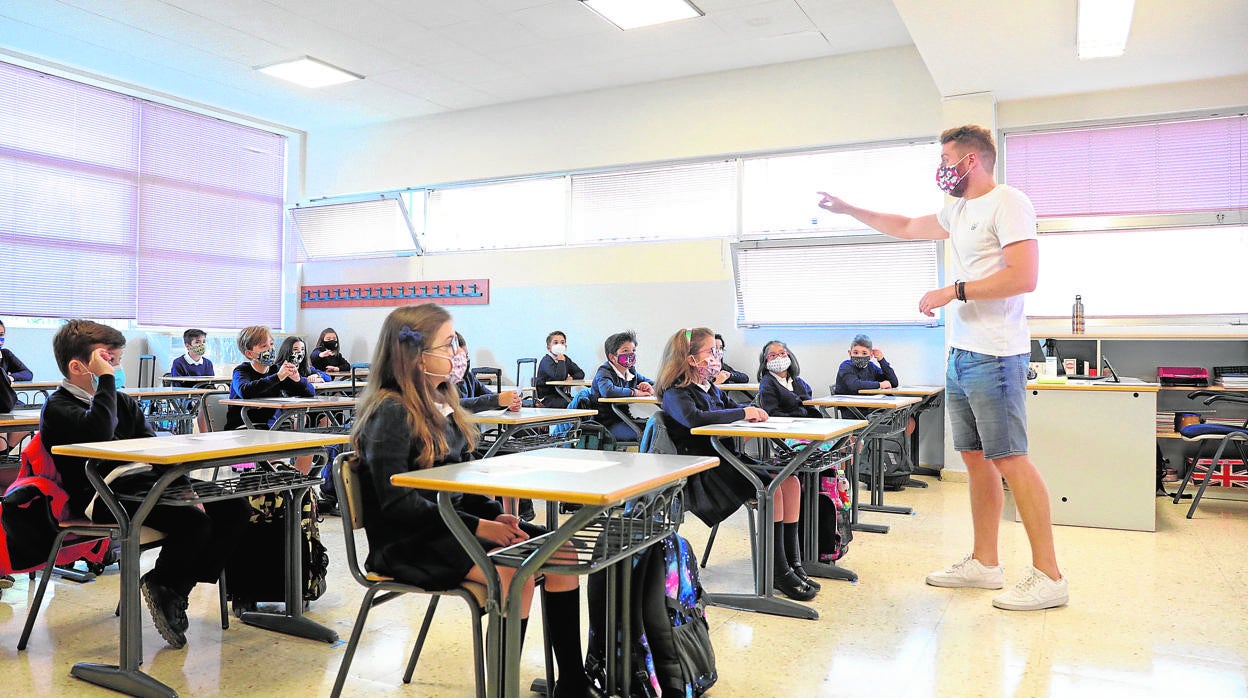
top-left (1, 478), bottom-right (1245, 697)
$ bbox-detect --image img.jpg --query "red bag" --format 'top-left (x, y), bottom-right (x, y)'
top-left (1, 433), bottom-right (110, 575)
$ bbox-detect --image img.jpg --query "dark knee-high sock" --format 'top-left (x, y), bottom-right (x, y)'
top-left (773, 522), bottom-right (792, 578)
top-left (783, 522), bottom-right (802, 569)
top-left (544, 588), bottom-right (589, 695)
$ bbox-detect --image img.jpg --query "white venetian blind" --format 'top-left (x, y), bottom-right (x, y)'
top-left (570, 160), bottom-right (737, 243)
top-left (289, 197), bottom-right (419, 259)
top-left (734, 240), bottom-right (940, 325)
top-left (137, 103), bottom-right (286, 328)
top-left (424, 177), bottom-right (567, 251)
top-left (0, 60), bottom-right (140, 318)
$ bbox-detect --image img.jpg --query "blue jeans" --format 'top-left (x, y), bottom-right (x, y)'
top-left (945, 349), bottom-right (1029, 460)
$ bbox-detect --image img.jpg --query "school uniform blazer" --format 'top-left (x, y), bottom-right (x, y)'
top-left (758, 373), bottom-right (820, 418)
top-left (170, 354), bottom-right (215, 378)
top-left (455, 373), bottom-right (499, 414)
top-left (720, 362), bottom-right (750, 384)
top-left (834, 358), bottom-right (900, 395)
top-left (39, 375), bottom-right (157, 516)
top-left (660, 383), bottom-right (755, 526)
top-left (225, 362), bottom-right (315, 430)
top-left (1, 347), bottom-right (34, 382)
top-left (310, 348), bottom-right (351, 373)
top-left (0, 366), bottom-right (16, 413)
top-left (535, 354), bottom-right (585, 403)
top-left (354, 396), bottom-right (504, 588)
top-left (589, 362), bottom-right (652, 429)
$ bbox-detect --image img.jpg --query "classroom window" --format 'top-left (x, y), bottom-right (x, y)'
top-left (733, 239), bottom-right (940, 326)
top-left (0, 60), bottom-right (288, 329)
top-left (289, 196), bottom-right (420, 259)
top-left (569, 160), bottom-right (737, 243)
top-left (423, 177), bottom-right (567, 252)
top-left (1005, 114), bottom-right (1248, 319)
top-left (742, 141), bottom-right (943, 238)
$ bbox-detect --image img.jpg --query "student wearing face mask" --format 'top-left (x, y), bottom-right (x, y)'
top-left (711, 334), bottom-right (750, 385)
top-left (588, 330), bottom-right (654, 442)
top-left (534, 330), bottom-right (585, 409)
top-left (657, 327), bottom-right (817, 602)
top-left (834, 334), bottom-right (899, 395)
top-left (276, 336), bottom-right (330, 384)
top-left (816, 125), bottom-right (1066, 612)
top-left (0, 318), bottom-right (33, 439)
top-left (224, 326), bottom-right (314, 432)
top-left (452, 332), bottom-right (521, 414)
top-left (171, 329), bottom-right (215, 379)
top-left (310, 327), bottom-right (351, 374)
top-left (757, 340), bottom-right (820, 418)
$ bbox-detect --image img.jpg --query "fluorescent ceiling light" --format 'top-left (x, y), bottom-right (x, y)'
top-left (256, 56), bottom-right (363, 88)
top-left (581, 0), bottom-right (703, 31)
top-left (1077, 0), bottom-right (1135, 59)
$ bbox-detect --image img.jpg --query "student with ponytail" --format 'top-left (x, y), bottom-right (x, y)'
top-left (349, 304), bottom-right (588, 697)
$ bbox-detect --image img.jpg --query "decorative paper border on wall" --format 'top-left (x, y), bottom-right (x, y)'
top-left (300, 279), bottom-right (490, 308)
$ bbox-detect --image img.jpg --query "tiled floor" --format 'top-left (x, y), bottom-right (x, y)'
top-left (2, 478), bottom-right (1245, 697)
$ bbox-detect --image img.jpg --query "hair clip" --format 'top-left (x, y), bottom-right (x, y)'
top-left (685, 329), bottom-right (692, 342)
top-left (398, 326), bottom-right (423, 346)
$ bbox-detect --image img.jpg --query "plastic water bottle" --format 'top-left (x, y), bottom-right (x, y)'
top-left (1072, 295), bottom-right (1085, 334)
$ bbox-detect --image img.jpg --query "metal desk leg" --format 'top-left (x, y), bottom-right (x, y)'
top-left (702, 439), bottom-right (819, 620)
top-left (609, 404), bottom-right (644, 441)
top-left (859, 434), bottom-right (914, 517)
top-left (240, 485), bottom-right (339, 643)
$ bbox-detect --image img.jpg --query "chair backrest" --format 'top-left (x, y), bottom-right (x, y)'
top-left (332, 452), bottom-right (372, 588)
top-left (202, 391), bottom-right (230, 432)
top-left (567, 387), bottom-right (593, 410)
top-left (137, 354), bottom-right (157, 388)
top-left (641, 410), bottom-right (677, 455)
top-left (515, 357), bottom-right (538, 388)
top-left (470, 366), bottom-right (502, 388)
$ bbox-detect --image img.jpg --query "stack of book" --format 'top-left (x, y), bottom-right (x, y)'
top-left (1214, 365), bottom-right (1248, 388)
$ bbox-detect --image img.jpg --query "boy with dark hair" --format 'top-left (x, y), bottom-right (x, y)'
top-left (39, 320), bottom-right (248, 648)
top-left (170, 328), bottom-right (215, 379)
top-left (834, 334), bottom-right (900, 395)
top-left (535, 330), bottom-right (586, 408)
top-left (588, 330), bottom-right (654, 441)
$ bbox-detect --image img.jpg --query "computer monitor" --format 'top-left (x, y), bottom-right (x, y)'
top-left (1102, 355), bottom-right (1122, 383)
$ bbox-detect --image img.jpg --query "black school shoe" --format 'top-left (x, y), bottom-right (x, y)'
top-left (141, 572), bottom-right (188, 648)
top-left (792, 564), bottom-right (822, 591)
top-left (774, 569), bottom-right (818, 602)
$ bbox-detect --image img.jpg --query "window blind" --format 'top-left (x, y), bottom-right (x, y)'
top-left (1004, 115), bottom-right (1248, 218)
top-left (289, 197), bottom-right (419, 259)
top-left (569, 160), bottom-right (737, 243)
top-left (734, 240), bottom-right (940, 326)
top-left (424, 177), bottom-right (567, 252)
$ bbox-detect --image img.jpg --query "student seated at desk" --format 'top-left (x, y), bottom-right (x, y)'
top-left (535, 330), bottom-right (585, 408)
top-left (452, 332), bottom-right (521, 414)
top-left (39, 320), bottom-right (249, 649)
top-left (170, 328), bottom-right (215, 379)
top-left (225, 325), bottom-right (315, 431)
top-left (757, 340), bottom-right (820, 418)
top-left (834, 333), bottom-right (899, 394)
top-left (713, 333), bottom-right (750, 385)
top-left (350, 305), bottom-right (589, 697)
top-left (277, 336), bottom-right (329, 384)
top-left (657, 327), bottom-right (818, 602)
top-left (1, 318), bottom-right (34, 445)
top-left (589, 330), bottom-right (655, 441)
top-left (310, 327), bottom-right (351, 374)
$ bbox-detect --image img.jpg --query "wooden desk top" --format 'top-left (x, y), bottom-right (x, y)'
top-left (691, 416), bottom-right (867, 440)
top-left (469, 407), bottom-right (598, 425)
top-left (220, 396), bottom-right (359, 409)
top-left (51, 429), bottom-right (348, 465)
top-left (859, 385), bottom-right (945, 397)
top-left (804, 395), bottom-right (922, 410)
top-left (1027, 381), bottom-right (1160, 393)
top-left (598, 396), bottom-right (660, 404)
top-left (162, 375), bottom-right (234, 384)
top-left (12, 381), bottom-right (61, 390)
top-left (123, 387), bottom-right (217, 398)
top-left (718, 383), bottom-right (760, 392)
top-left (545, 379), bottom-right (591, 387)
top-left (391, 448), bottom-right (718, 506)
top-left (0, 408), bottom-right (42, 427)
top-left (313, 380), bottom-right (363, 391)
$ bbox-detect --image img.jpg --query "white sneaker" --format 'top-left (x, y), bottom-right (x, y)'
top-left (925, 554), bottom-right (1004, 589)
top-left (992, 566), bottom-right (1068, 611)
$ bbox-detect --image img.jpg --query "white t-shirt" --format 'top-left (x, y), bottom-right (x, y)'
top-left (937, 184), bottom-right (1037, 357)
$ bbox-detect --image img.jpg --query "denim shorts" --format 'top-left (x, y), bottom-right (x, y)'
top-left (945, 348), bottom-right (1029, 460)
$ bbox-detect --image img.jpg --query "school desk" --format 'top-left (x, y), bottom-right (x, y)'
top-left (51, 429), bottom-right (348, 698)
top-left (690, 417), bottom-right (867, 620)
top-left (220, 395), bottom-right (358, 432)
top-left (858, 385), bottom-right (946, 480)
top-left (596, 395), bottom-right (660, 440)
top-left (804, 395), bottom-right (922, 534)
top-left (160, 374), bottom-right (234, 389)
top-left (122, 387), bottom-right (216, 435)
top-left (391, 447), bottom-right (717, 698)
top-left (543, 378), bottom-right (591, 404)
top-left (12, 380), bottom-right (60, 403)
top-left (469, 407), bottom-right (598, 458)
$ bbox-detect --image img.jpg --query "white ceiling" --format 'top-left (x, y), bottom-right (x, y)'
top-left (0, 0), bottom-right (1244, 133)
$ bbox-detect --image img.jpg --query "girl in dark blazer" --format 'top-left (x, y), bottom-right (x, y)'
top-left (656, 327), bottom-right (818, 602)
top-left (350, 305), bottom-right (587, 697)
top-left (757, 340), bottom-right (820, 418)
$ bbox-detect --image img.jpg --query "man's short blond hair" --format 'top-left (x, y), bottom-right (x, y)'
top-left (940, 124), bottom-right (997, 171)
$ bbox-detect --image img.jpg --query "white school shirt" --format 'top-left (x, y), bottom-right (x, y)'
top-left (937, 184), bottom-right (1037, 357)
